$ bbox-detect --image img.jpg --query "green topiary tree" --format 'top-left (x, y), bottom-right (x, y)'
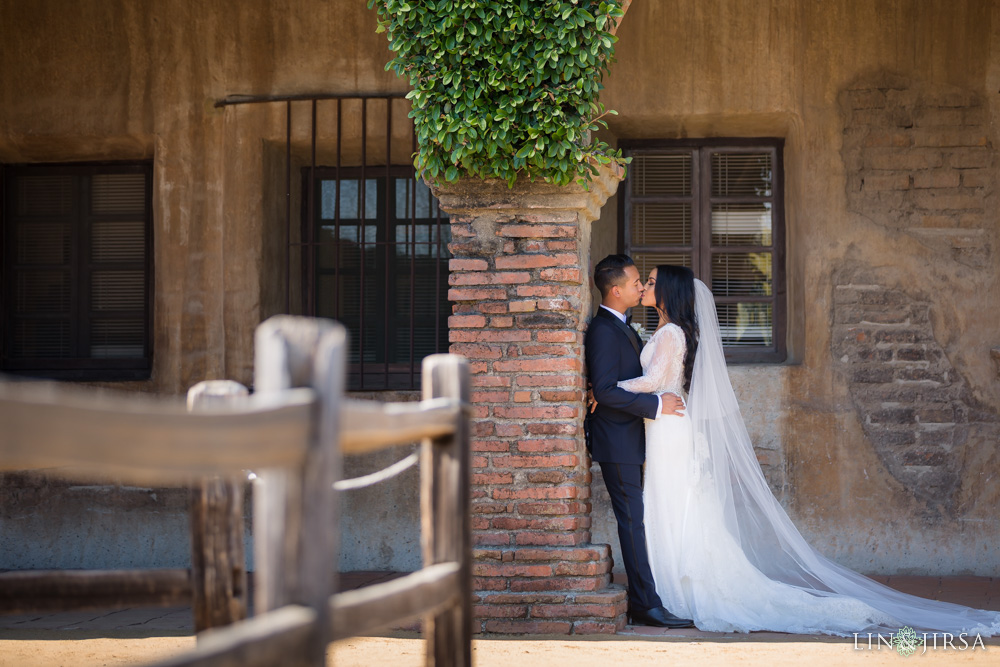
top-left (368, 0), bottom-right (628, 187)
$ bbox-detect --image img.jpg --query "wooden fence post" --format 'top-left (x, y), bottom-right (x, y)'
top-left (254, 316), bottom-right (345, 666)
top-left (187, 380), bottom-right (251, 634)
top-left (421, 354), bottom-right (472, 667)
top-left (0, 344), bottom-right (471, 666)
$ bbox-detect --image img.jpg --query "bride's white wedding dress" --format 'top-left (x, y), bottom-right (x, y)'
top-left (618, 280), bottom-right (1000, 636)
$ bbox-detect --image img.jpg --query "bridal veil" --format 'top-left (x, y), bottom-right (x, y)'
top-left (688, 278), bottom-right (1000, 635)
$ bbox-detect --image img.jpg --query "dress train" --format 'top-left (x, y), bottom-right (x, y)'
top-left (618, 281), bottom-right (1000, 636)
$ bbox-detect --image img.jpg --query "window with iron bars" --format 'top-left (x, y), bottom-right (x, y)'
top-left (300, 166), bottom-right (451, 391)
top-left (620, 139), bottom-right (786, 363)
top-left (239, 94), bottom-right (452, 391)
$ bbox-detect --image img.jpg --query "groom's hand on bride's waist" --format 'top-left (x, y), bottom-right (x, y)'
top-left (658, 392), bottom-right (685, 417)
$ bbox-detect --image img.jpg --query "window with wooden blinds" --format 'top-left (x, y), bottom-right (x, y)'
top-left (620, 140), bottom-right (786, 363)
top-left (2, 163), bottom-right (152, 379)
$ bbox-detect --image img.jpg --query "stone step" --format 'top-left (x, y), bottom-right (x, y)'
top-left (474, 586), bottom-right (628, 635)
top-left (475, 588), bottom-right (626, 606)
top-left (474, 545), bottom-right (611, 564)
top-left (472, 560), bottom-right (611, 578)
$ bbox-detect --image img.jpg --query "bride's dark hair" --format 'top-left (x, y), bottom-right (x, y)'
top-left (653, 265), bottom-right (699, 392)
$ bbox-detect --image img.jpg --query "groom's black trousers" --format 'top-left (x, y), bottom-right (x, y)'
top-left (599, 461), bottom-right (662, 612)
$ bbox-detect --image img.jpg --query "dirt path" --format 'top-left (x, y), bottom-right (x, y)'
top-left (2, 630), bottom-right (998, 666)
top-left (0, 631), bottom-right (193, 667)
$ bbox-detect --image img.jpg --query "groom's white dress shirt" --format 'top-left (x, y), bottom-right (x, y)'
top-left (600, 304), bottom-right (663, 418)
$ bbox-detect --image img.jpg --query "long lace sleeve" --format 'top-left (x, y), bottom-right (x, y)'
top-left (618, 324), bottom-right (685, 395)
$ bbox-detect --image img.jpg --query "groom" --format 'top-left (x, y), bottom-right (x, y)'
top-left (584, 254), bottom-right (693, 628)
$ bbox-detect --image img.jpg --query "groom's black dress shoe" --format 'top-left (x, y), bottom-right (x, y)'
top-left (628, 606), bottom-right (695, 628)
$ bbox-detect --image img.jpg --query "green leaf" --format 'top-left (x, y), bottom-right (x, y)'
top-left (368, 0), bottom-right (627, 188)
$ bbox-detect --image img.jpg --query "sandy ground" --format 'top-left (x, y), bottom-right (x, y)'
top-left (3, 576), bottom-right (997, 666)
top-left (2, 630), bottom-right (999, 666)
top-left (331, 632), bottom-right (1000, 667)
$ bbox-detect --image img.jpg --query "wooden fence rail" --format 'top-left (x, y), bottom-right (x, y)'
top-left (0, 315), bottom-right (471, 666)
top-left (0, 383), bottom-right (318, 481)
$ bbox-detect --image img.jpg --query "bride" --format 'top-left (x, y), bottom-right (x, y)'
top-left (612, 264), bottom-right (1000, 636)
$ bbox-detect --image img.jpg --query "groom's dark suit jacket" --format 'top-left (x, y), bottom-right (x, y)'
top-left (584, 307), bottom-right (659, 464)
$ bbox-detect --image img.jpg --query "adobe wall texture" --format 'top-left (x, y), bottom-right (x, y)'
top-left (0, 0), bottom-right (406, 393)
top-left (0, 0), bottom-right (407, 571)
top-left (1, 0), bottom-right (997, 585)
top-left (589, 0), bottom-right (1000, 576)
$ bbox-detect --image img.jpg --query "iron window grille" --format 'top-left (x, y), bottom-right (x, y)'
top-left (620, 139), bottom-right (786, 363)
top-left (300, 165), bottom-right (450, 391)
top-left (229, 94), bottom-right (449, 392)
top-left (1, 162), bottom-right (153, 380)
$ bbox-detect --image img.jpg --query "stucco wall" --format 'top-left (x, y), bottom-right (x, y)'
top-left (0, 0), bottom-right (411, 571)
top-left (0, 0), bottom-right (405, 392)
top-left (1, 0), bottom-right (997, 576)
top-left (590, 0), bottom-right (1000, 575)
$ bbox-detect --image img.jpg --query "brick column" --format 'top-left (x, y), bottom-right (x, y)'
top-left (432, 165), bottom-right (628, 635)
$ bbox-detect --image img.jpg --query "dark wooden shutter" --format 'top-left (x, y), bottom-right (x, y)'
top-left (87, 172), bottom-right (149, 359)
top-left (313, 174), bottom-right (381, 382)
top-left (3, 164), bottom-right (152, 379)
top-left (705, 147), bottom-right (783, 360)
top-left (621, 139), bottom-right (786, 363)
top-left (624, 150), bottom-right (696, 334)
top-left (9, 173), bottom-right (76, 360)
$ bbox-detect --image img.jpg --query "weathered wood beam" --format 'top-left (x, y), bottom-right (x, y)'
top-left (340, 397), bottom-right (462, 454)
top-left (0, 382), bottom-right (316, 482)
top-left (253, 316), bottom-right (344, 667)
top-left (0, 381), bottom-right (462, 476)
top-left (329, 561), bottom-right (460, 640)
top-left (421, 354), bottom-right (472, 667)
top-left (188, 381), bottom-right (250, 635)
top-left (149, 605), bottom-right (317, 667)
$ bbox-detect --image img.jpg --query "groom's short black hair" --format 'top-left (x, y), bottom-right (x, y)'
top-left (594, 254), bottom-right (635, 297)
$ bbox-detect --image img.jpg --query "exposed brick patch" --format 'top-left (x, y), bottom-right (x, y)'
top-left (840, 74), bottom-right (994, 268)
top-left (449, 258), bottom-right (489, 271)
top-left (448, 271), bottom-right (532, 286)
top-left (495, 253), bottom-right (578, 269)
top-left (511, 575), bottom-right (610, 592)
top-left (497, 224), bottom-right (577, 238)
top-left (831, 267), bottom-right (1000, 513)
top-left (448, 314), bottom-right (487, 328)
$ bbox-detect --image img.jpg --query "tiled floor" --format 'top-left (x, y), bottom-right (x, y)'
top-left (0, 606), bottom-right (195, 633)
top-left (0, 572), bottom-right (996, 637)
top-left (0, 571), bottom-right (404, 634)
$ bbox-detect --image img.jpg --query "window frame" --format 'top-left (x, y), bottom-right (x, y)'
top-left (1, 161), bottom-right (154, 381)
top-left (619, 138), bottom-right (786, 363)
top-left (299, 165), bottom-right (451, 391)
